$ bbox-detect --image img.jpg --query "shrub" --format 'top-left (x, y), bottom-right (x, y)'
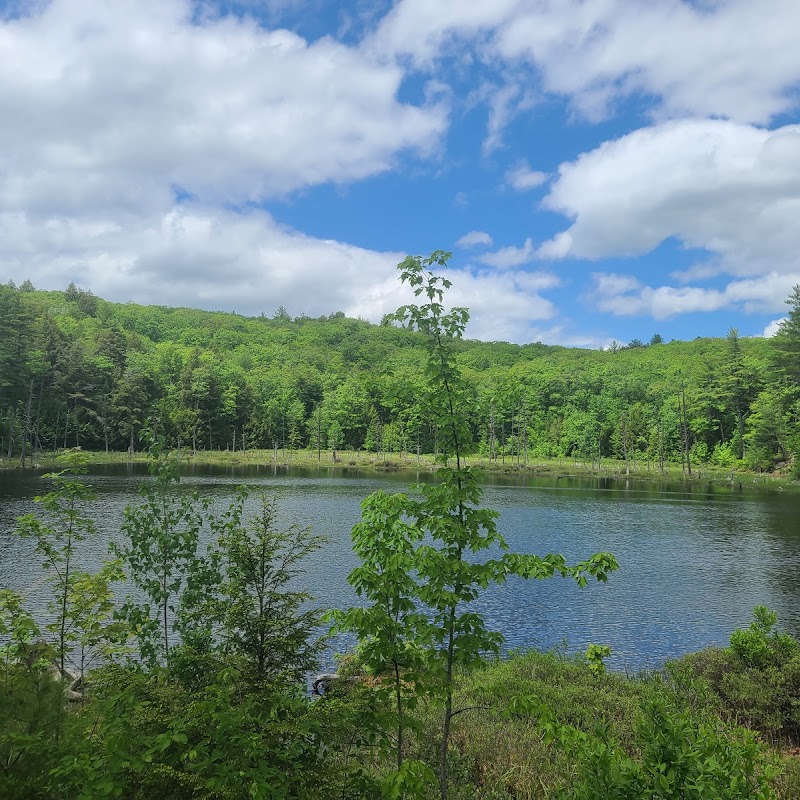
top-left (729, 607), bottom-right (799, 669)
top-left (554, 699), bottom-right (780, 800)
top-left (675, 607), bottom-right (800, 745)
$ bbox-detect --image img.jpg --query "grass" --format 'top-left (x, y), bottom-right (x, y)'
top-left (3, 447), bottom-right (796, 493)
top-left (407, 652), bottom-right (667, 799)
top-left (367, 650), bottom-right (800, 799)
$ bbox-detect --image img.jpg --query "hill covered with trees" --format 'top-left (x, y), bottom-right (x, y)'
top-left (1, 280), bottom-right (798, 475)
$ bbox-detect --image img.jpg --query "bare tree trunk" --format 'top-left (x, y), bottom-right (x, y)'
top-left (20, 379), bottom-right (34, 467)
top-left (680, 382), bottom-right (692, 477)
top-left (488, 400), bottom-right (495, 462)
top-left (523, 399), bottom-right (528, 467)
top-left (34, 375), bottom-right (44, 459)
top-left (7, 404), bottom-right (17, 458)
top-left (737, 408), bottom-right (745, 460)
top-left (621, 413), bottom-right (630, 475)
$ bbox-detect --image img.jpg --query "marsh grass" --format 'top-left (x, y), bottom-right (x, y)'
top-left (405, 651), bottom-right (663, 798)
top-left (382, 650), bottom-right (797, 799)
top-left (4, 448), bottom-right (795, 493)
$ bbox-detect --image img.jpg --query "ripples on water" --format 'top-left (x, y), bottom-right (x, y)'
top-left (1, 464), bottom-right (798, 672)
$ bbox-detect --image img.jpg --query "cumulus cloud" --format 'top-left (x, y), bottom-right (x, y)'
top-left (505, 161), bottom-right (548, 191)
top-left (539, 120), bottom-right (800, 314)
top-left (373, 0), bottom-right (800, 124)
top-left (348, 264), bottom-right (558, 343)
top-left (0, 1), bottom-right (476, 333)
top-left (456, 230), bottom-right (493, 248)
top-left (478, 238), bottom-right (535, 269)
top-left (367, 0), bottom-right (520, 68)
top-left (591, 271), bottom-right (800, 320)
top-left (0, 202), bottom-right (556, 343)
top-left (0, 0), bottom-right (447, 219)
top-left (762, 318), bottom-right (786, 337)
top-left (10, 0), bottom-right (799, 345)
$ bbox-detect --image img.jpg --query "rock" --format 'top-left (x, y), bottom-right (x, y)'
top-left (312, 673), bottom-right (340, 695)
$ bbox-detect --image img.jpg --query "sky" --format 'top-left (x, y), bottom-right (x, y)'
top-left (2, 0), bottom-right (800, 347)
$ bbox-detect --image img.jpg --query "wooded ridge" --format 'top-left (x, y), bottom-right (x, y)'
top-left (1, 280), bottom-right (798, 475)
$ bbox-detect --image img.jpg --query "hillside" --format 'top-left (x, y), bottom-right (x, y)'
top-left (0, 281), bottom-right (795, 474)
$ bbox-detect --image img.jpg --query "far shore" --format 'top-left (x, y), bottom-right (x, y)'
top-left (2, 447), bottom-right (796, 493)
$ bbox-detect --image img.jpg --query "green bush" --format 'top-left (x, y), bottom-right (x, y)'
top-left (555, 699), bottom-right (779, 800)
top-left (730, 607), bottom-right (799, 669)
top-left (52, 664), bottom-right (357, 800)
top-left (675, 607), bottom-right (800, 745)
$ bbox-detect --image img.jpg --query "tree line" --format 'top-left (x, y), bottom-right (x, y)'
top-left (1, 278), bottom-right (799, 475)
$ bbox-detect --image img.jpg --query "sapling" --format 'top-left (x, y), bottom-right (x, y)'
top-left (337, 252), bottom-right (619, 799)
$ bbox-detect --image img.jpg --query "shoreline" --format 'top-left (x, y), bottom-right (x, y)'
top-left (2, 447), bottom-right (797, 493)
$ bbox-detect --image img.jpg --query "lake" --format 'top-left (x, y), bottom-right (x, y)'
top-left (1, 463), bottom-right (798, 671)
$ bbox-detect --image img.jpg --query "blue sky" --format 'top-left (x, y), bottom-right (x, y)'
top-left (2, 0), bottom-right (800, 346)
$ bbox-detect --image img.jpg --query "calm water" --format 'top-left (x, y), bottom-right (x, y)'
top-left (1, 463), bottom-right (798, 671)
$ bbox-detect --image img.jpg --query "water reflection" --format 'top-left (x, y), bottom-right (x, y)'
top-left (1, 464), bottom-right (798, 671)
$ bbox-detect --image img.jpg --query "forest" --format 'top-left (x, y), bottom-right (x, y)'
top-left (1, 277), bottom-right (800, 476)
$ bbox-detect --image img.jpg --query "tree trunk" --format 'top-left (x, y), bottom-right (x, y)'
top-left (34, 374), bottom-right (44, 459)
top-left (522, 400), bottom-right (528, 467)
top-left (7, 404), bottom-right (17, 458)
top-left (488, 400), bottom-right (495, 462)
top-left (19, 379), bottom-right (34, 467)
top-left (681, 383), bottom-right (692, 477)
top-left (621, 414), bottom-right (629, 475)
top-left (737, 408), bottom-right (745, 460)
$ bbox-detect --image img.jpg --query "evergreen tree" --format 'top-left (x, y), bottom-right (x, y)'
top-left (773, 284), bottom-right (800, 392)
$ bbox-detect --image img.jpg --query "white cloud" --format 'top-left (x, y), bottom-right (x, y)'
top-left (456, 230), bottom-right (493, 248)
top-left (540, 120), bottom-right (800, 288)
top-left (348, 265), bottom-right (558, 343)
top-left (591, 271), bottom-right (800, 320)
top-left (1, 202), bottom-right (559, 343)
top-left (478, 237), bottom-right (535, 269)
top-left (0, 204), bottom-right (393, 313)
top-left (367, 0), bottom-right (520, 68)
top-left (762, 318), bottom-right (786, 337)
top-left (0, 0), bottom-right (447, 219)
top-left (505, 161), bottom-right (548, 191)
top-left (373, 0), bottom-right (800, 125)
top-left (482, 83), bottom-right (517, 154)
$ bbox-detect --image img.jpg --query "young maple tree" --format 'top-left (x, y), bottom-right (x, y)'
top-left (335, 252), bottom-right (619, 799)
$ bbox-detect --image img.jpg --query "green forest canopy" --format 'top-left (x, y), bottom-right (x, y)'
top-left (1, 280), bottom-right (799, 473)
